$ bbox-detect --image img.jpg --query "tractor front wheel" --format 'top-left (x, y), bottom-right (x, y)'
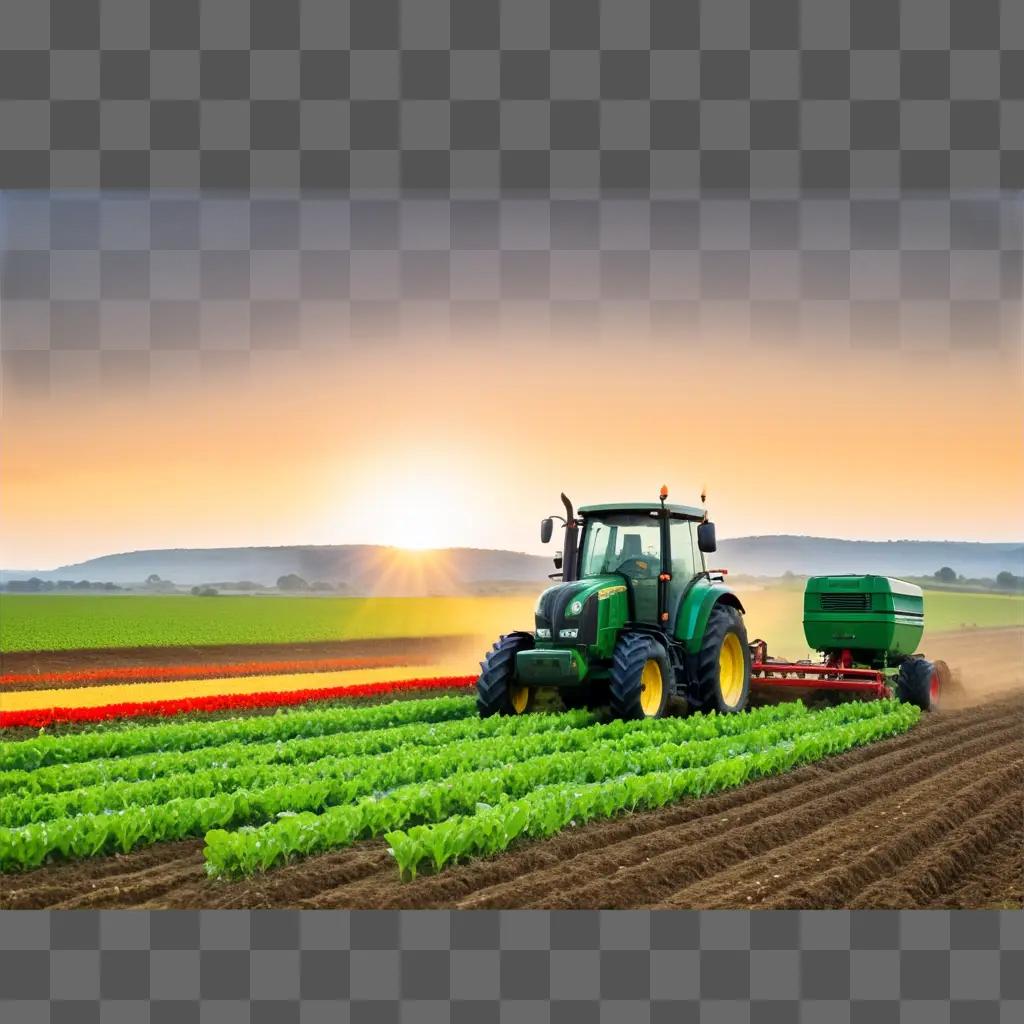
top-left (689, 604), bottom-right (751, 713)
top-left (895, 656), bottom-right (941, 711)
top-left (476, 632), bottom-right (536, 717)
top-left (609, 633), bottom-right (671, 720)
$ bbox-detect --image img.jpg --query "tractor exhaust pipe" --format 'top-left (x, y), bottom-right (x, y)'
top-left (560, 493), bottom-right (579, 582)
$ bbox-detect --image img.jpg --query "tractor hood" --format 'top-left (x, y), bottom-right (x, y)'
top-left (534, 576), bottom-right (627, 644)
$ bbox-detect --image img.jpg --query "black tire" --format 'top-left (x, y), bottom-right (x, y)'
top-left (609, 632), bottom-right (672, 720)
top-left (895, 656), bottom-right (939, 711)
top-left (688, 603), bottom-right (751, 713)
top-left (476, 632), bottom-right (535, 717)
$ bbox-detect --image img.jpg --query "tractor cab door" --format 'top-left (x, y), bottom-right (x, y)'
top-left (617, 531), bottom-right (660, 622)
top-left (667, 519), bottom-right (700, 622)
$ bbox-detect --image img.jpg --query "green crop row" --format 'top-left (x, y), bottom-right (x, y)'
top-left (0, 716), bottom-right (593, 827)
top-left (0, 707), bottom-right (598, 798)
top-left (202, 700), bottom-right (918, 878)
top-left (0, 695), bottom-right (476, 772)
top-left (0, 702), bottom-right (814, 867)
top-left (386, 703), bottom-right (921, 877)
top-left (0, 702), bottom-right (807, 828)
top-left (0, 699), bottom-right (920, 876)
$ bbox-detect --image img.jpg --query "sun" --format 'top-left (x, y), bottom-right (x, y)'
top-left (397, 497), bottom-right (449, 550)
top-left (331, 449), bottom-right (484, 553)
top-left (370, 463), bottom-right (477, 552)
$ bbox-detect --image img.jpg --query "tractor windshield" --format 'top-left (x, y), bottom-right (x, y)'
top-left (578, 513), bottom-right (662, 580)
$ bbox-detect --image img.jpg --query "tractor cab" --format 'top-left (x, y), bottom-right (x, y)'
top-left (575, 504), bottom-right (711, 626)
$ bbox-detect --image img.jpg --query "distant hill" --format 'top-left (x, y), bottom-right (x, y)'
top-left (715, 536), bottom-right (1024, 580)
top-left (0, 546), bottom-right (554, 595)
top-left (2, 537), bottom-right (1022, 595)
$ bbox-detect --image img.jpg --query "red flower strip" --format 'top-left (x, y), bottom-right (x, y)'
top-left (0, 675), bottom-right (477, 730)
top-left (0, 656), bottom-right (404, 687)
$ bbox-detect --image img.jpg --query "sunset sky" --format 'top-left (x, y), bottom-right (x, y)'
top-left (3, 328), bottom-right (1022, 570)
top-left (4, 189), bottom-right (1021, 569)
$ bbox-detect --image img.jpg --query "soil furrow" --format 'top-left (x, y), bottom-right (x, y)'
top-left (849, 788), bottom-right (1023, 909)
top-left (921, 832), bottom-right (1024, 910)
top-left (0, 843), bottom-right (203, 909)
top-left (676, 750), bottom-right (1022, 909)
top-left (768, 763), bottom-right (1022, 910)
top-left (449, 716), bottom-right (1019, 910)
top-left (655, 735), bottom-right (1022, 909)
top-left (513, 722), bottom-right (1021, 909)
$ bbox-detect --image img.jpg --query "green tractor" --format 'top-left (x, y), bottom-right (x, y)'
top-left (476, 488), bottom-right (751, 719)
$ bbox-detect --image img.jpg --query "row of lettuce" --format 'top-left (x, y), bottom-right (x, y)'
top-left (0, 695), bottom-right (920, 876)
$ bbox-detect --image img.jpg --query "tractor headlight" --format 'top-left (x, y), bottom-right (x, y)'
top-left (535, 627), bottom-right (551, 639)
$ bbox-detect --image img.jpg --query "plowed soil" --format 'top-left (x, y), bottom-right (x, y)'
top-left (3, 692), bottom-right (1019, 911)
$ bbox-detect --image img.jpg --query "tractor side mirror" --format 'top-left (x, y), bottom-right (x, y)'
top-left (553, 552), bottom-right (563, 570)
top-left (698, 521), bottom-right (717, 553)
top-left (540, 517), bottom-right (554, 543)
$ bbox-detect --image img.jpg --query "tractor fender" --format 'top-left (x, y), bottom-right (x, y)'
top-left (673, 579), bottom-right (746, 652)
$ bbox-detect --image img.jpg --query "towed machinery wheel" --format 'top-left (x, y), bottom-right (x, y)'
top-left (689, 603), bottom-right (751, 713)
top-left (609, 632), bottom-right (671, 720)
top-left (895, 656), bottom-right (941, 711)
top-left (476, 632), bottom-right (536, 717)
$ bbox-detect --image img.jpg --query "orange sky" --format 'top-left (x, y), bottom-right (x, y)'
top-left (3, 330), bottom-right (1023, 568)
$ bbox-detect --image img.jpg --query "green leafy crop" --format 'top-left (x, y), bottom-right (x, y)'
top-left (0, 697), bottom-right (920, 877)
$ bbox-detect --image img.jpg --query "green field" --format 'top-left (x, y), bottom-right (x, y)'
top-left (0, 594), bottom-right (535, 653)
top-left (1, 587), bottom-right (1020, 655)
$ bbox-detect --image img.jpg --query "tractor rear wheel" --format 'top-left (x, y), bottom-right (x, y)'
top-left (609, 633), bottom-right (671, 720)
top-left (689, 603), bottom-right (751, 713)
top-left (895, 656), bottom-right (940, 711)
top-left (476, 632), bottom-right (536, 717)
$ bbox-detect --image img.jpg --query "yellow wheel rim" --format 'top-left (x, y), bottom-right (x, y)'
top-left (718, 632), bottom-right (745, 707)
top-left (639, 659), bottom-right (664, 717)
top-left (509, 685), bottom-right (530, 714)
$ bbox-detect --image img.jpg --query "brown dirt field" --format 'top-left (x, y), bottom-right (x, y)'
top-left (919, 627), bottom-right (1024, 708)
top-left (0, 636), bottom-right (461, 691)
top-left (3, 692), bottom-right (1020, 911)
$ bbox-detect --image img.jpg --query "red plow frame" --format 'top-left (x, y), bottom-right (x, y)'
top-left (748, 640), bottom-right (892, 700)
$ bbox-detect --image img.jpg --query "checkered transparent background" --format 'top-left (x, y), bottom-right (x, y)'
top-left (1, 910), bottom-right (1021, 1023)
top-left (0, 1), bottom-right (1021, 193)
top-left (2, 1), bottom-right (1023, 394)
top-left (2, 191), bottom-right (1021, 395)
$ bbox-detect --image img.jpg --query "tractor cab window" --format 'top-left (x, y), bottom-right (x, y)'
top-left (579, 514), bottom-right (662, 578)
top-left (579, 513), bottom-right (663, 622)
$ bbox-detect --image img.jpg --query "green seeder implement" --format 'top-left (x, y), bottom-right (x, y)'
top-left (476, 488), bottom-right (948, 720)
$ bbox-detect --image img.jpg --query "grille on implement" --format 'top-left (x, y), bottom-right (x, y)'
top-left (820, 592), bottom-right (870, 611)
